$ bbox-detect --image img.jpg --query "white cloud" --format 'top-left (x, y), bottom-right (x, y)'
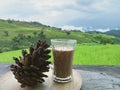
top-left (30, 0), bottom-right (76, 9)
top-left (95, 28), bottom-right (110, 32)
top-left (0, 0), bottom-right (119, 28)
top-left (61, 25), bottom-right (110, 32)
top-left (61, 25), bottom-right (84, 31)
top-left (89, 0), bottom-right (111, 12)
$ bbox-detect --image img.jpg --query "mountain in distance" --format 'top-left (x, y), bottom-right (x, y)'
top-left (104, 30), bottom-right (120, 38)
top-left (86, 31), bottom-right (102, 34)
top-left (86, 29), bottom-right (120, 38)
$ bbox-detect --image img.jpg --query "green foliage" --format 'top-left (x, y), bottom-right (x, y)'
top-left (0, 47), bottom-right (11, 53)
top-left (7, 19), bottom-right (13, 23)
top-left (0, 40), bottom-right (12, 52)
top-left (3, 30), bottom-right (9, 36)
top-left (33, 31), bottom-right (37, 36)
top-left (100, 36), bottom-right (113, 45)
top-left (65, 31), bottom-right (71, 35)
top-left (112, 38), bottom-right (120, 44)
top-left (11, 43), bottom-right (19, 50)
top-left (0, 48), bottom-right (2, 53)
top-left (38, 28), bottom-right (46, 40)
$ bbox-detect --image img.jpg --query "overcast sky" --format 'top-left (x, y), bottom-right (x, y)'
top-left (0, 0), bottom-right (120, 31)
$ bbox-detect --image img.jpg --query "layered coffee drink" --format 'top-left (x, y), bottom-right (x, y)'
top-left (53, 46), bottom-right (74, 78)
top-left (51, 39), bottom-right (76, 83)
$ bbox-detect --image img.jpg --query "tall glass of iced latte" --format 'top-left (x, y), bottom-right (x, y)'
top-left (51, 39), bottom-right (77, 83)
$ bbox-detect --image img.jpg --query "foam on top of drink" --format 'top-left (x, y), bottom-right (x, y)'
top-left (54, 46), bottom-right (74, 51)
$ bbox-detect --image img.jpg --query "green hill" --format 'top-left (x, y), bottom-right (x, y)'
top-left (0, 19), bottom-right (120, 52)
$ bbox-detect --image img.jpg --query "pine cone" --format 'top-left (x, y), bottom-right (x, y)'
top-left (10, 40), bottom-right (51, 87)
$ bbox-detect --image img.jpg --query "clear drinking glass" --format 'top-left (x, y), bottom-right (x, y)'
top-left (51, 39), bottom-right (77, 83)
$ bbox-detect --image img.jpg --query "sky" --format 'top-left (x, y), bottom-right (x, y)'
top-left (0, 0), bottom-right (120, 32)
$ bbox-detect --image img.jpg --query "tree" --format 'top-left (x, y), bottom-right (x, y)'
top-left (17, 34), bottom-right (25, 39)
top-left (3, 30), bottom-right (9, 36)
top-left (0, 48), bottom-right (3, 53)
top-left (33, 31), bottom-right (37, 37)
top-left (38, 28), bottom-right (46, 40)
top-left (11, 34), bottom-right (27, 50)
top-left (11, 43), bottom-right (19, 50)
top-left (38, 30), bottom-right (46, 40)
top-left (65, 31), bottom-right (71, 36)
top-left (7, 19), bottom-right (12, 23)
top-left (100, 36), bottom-right (112, 45)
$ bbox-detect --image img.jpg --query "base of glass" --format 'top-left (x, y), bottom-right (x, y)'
top-left (53, 75), bottom-right (72, 83)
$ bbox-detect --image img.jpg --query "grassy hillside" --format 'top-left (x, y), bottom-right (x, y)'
top-left (0, 19), bottom-right (116, 42)
top-left (0, 19), bottom-right (44, 40)
top-left (0, 44), bottom-right (120, 65)
top-left (0, 19), bottom-right (120, 53)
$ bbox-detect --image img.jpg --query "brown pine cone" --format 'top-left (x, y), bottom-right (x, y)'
top-left (10, 40), bottom-right (51, 87)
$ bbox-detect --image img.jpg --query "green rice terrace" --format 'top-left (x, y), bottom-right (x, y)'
top-left (0, 19), bottom-right (120, 65)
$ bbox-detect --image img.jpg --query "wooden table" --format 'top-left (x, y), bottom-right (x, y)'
top-left (1, 63), bottom-right (120, 90)
top-left (0, 69), bottom-right (82, 90)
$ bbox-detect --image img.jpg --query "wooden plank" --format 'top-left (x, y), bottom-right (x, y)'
top-left (0, 69), bottom-right (82, 90)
